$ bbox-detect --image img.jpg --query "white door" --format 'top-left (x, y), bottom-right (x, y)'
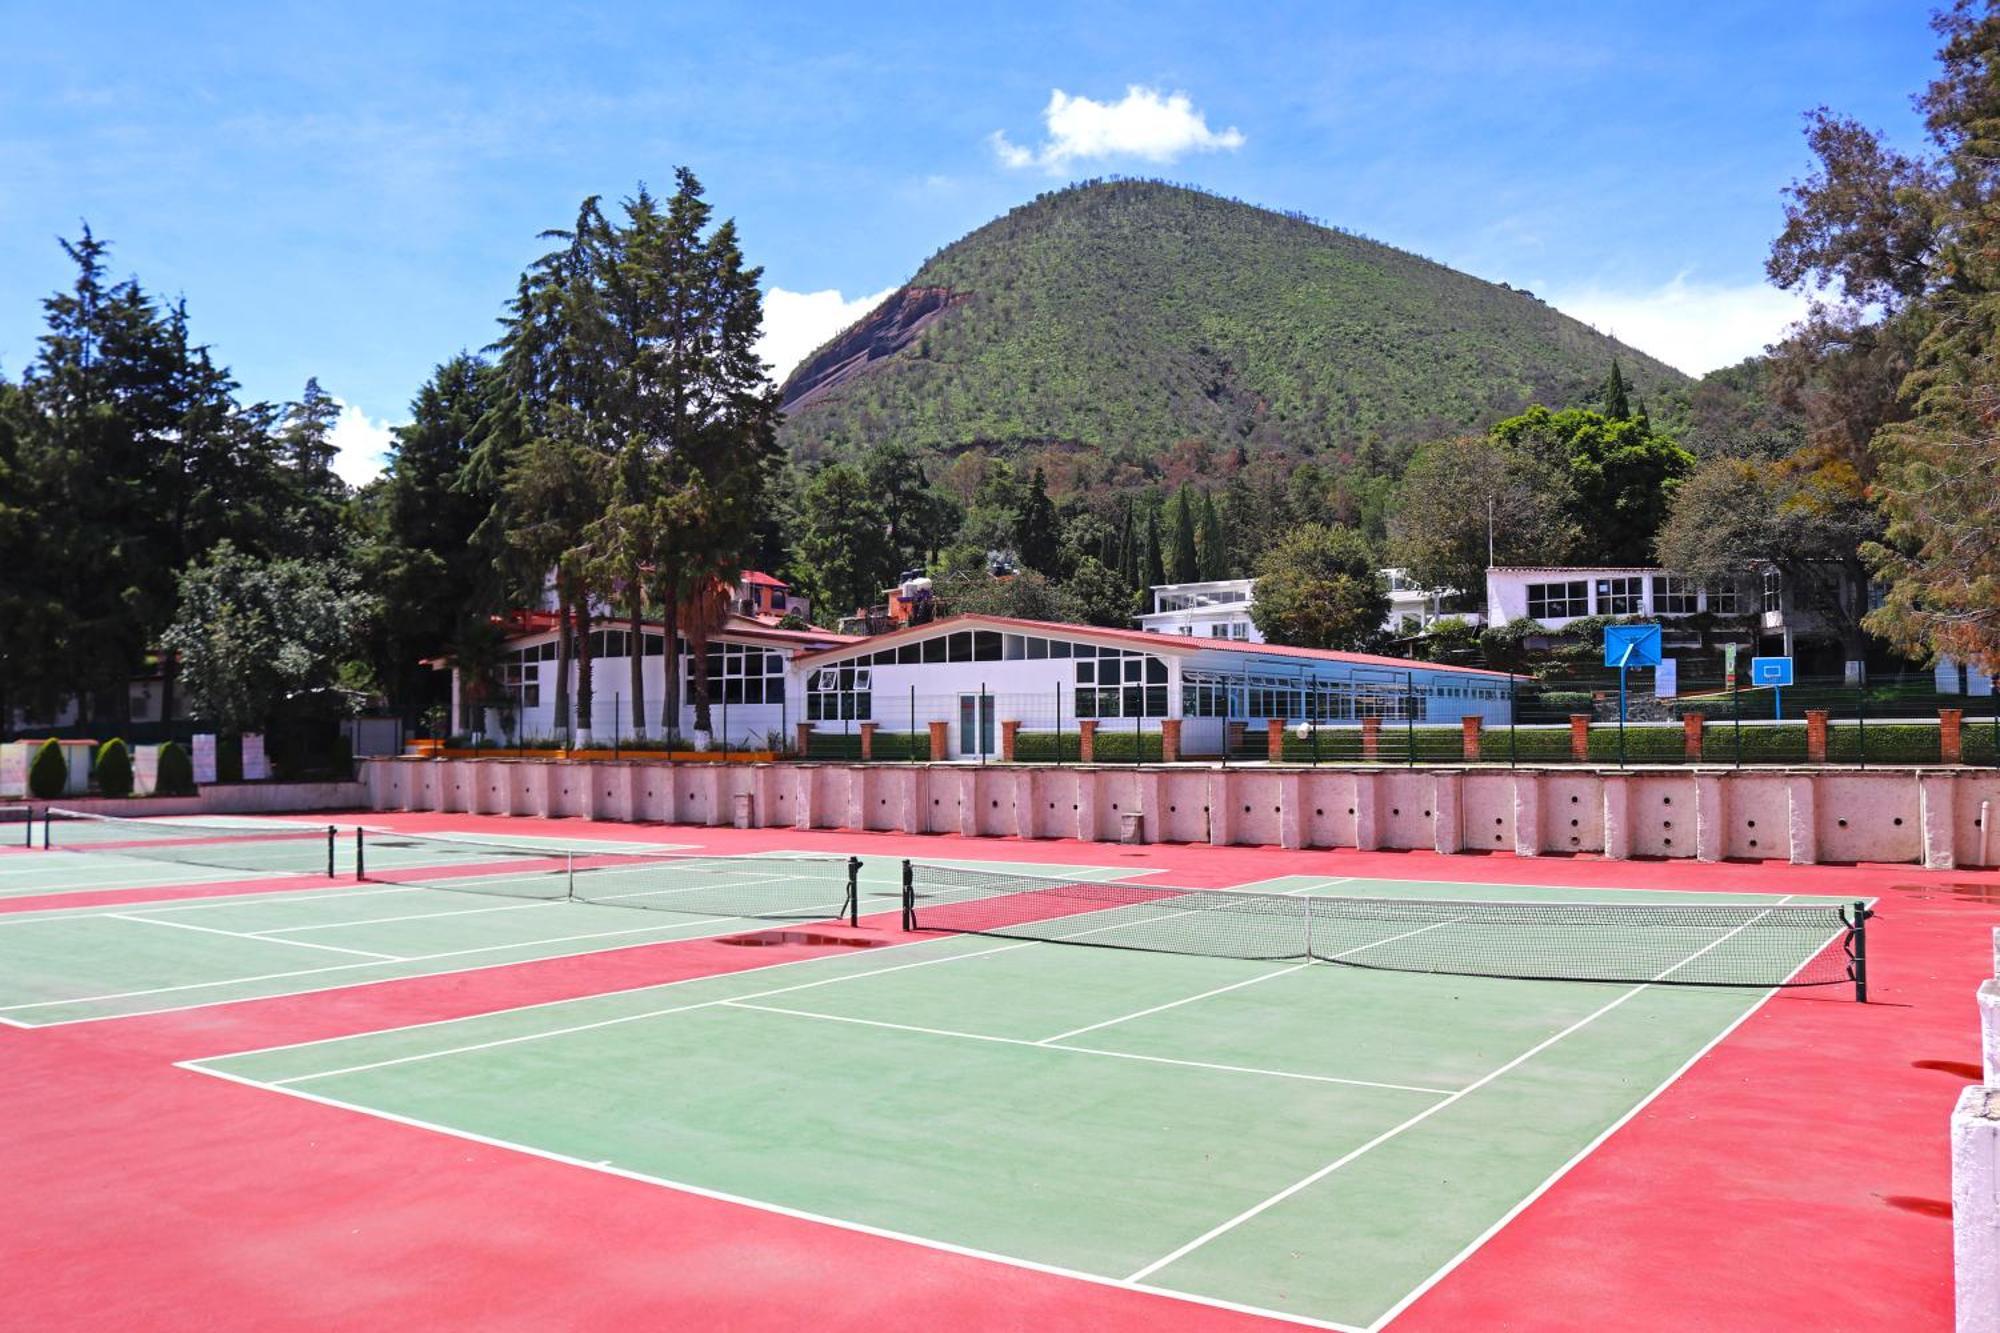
top-left (957, 694), bottom-right (996, 758)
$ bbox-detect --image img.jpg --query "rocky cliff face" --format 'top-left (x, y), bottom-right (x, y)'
top-left (780, 286), bottom-right (972, 413)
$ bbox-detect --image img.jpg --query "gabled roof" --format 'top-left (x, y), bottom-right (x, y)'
top-left (794, 613), bottom-right (1513, 678)
top-left (486, 609), bottom-right (855, 652)
top-left (737, 570), bottom-right (790, 589)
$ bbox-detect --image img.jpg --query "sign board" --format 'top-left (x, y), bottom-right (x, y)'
top-left (1654, 658), bottom-right (1678, 699)
top-left (0, 742), bottom-right (26, 799)
top-left (192, 734), bottom-right (218, 785)
top-left (133, 745), bottom-right (159, 797)
top-left (1603, 624), bottom-right (1663, 669)
top-left (1722, 642), bottom-right (1739, 691)
top-left (241, 733), bottom-right (268, 781)
top-left (1750, 656), bottom-right (1795, 687)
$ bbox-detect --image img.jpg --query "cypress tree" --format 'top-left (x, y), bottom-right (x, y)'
top-left (1168, 483), bottom-right (1200, 583)
top-left (1197, 489), bottom-right (1227, 580)
top-left (1143, 503), bottom-right (1166, 589)
top-left (1603, 359), bottom-right (1631, 421)
top-left (1015, 467), bottom-right (1061, 574)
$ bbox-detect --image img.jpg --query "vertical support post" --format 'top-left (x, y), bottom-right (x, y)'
top-left (900, 859), bottom-right (914, 931)
top-left (911, 686), bottom-right (918, 762)
top-left (1855, 681), bottom-right (1866, 768)
top-left (354, 826), bottom-right (365, 882)
top-left (1734, 670), bottom-right (1744, 768)
top-left (325, 826), bottom-right (335, 879)
top-left (1405, 672), bottom-right (1416, 768)
top-left (614, 695), bottom-right (621, 760)
top-left (1054, 683), bottom-right (1063, 764)
top-left (42, 808), bottom-right (50, 850)
top-left (1941, 707), bottom-right (1964, 765)
top-left (979, 683), bottom-right (988, 767)
top-left (1805, 709), bottom-right (1830, 764)
top-left (846, 855), bottom-right (861, 928)
top-left (1508, 673), bottom-right (1518, 768)
top-left (1848, 901), bottom-right (1870, 1002)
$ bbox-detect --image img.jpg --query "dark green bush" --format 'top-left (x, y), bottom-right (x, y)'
top-left (329, 732), bottom-right (354, 776)
top-left (217, 733), bottom-right (244, 784)
top-left (28, 739), bottom-right (66, 798)
top-left (1010, 730), bottom-right (1163, 762)
top-left (94, 739), bottom-right (133, 797)
top-left (155, 741), bottom-right (196, 796)
top-left (806, 730), bottom-right (928, 760)
top-left (1014, 731), bottom-right (1080, 762)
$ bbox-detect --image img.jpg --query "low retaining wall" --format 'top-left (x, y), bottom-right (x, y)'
top-left (361, 758), bottom-right (2000, 869)
top-left (15, 781), bottom-right (367, 819)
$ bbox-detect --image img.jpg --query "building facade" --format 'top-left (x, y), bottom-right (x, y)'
top-left (1136, 579), bottom-right (1261, 641)
top-left (1485, 567), bottom-right (1746, 630)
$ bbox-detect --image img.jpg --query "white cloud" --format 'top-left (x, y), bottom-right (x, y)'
top-left (758, 285), bottom-right (899, 382)
top-left (1540, 275), bottom-right (1810, 376)
top-left (991, 86), bottom-right (1245, 172)
top-left (329, 399), bottom-right (400, 487)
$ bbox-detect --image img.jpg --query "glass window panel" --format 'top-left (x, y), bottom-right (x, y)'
top-left (1146, 657), bottom-right (1166, 683)
top-left (898, 643), bottom-right (921, 664)
top-left (922, 635), bottom-right (946, 663)
top-left (1027, 637), bottom-right (1047, 659)
top-left (1050, 640), bottom-right (1072, 658)
top-left (974, 630), bottom-right (1002, 660)
top-left (948, 632), bottom-right (972, 662)
top-left (1077, 661), bottom-right (1095, 683)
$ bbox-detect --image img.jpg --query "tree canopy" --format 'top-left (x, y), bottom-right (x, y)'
top-left (1248, 524), bottom-right (1389, 651)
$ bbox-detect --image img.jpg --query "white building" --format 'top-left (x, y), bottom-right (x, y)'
top-left (1485, 567), bottom-right (1745, 631)
top-left (1137, 579), bottom-right (1260, 641)
top-left (451, 610), bottom-right (1517, 757)
top-left (1382, 568), bottom-right (1472, 635)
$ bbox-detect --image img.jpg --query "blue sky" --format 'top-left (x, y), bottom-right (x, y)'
top-left (1, 2), bottom-right (1939, 480)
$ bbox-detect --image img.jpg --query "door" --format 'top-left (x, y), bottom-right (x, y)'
top-left (957, 693), bottom-right (996, 758)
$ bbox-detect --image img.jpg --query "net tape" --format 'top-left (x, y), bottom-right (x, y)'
top-left (42, 808), bottom-right (333, 877)
top-left (904, 862), bottom-right (1864, 991)
top-left (356, 829), bottom-right (860, 926)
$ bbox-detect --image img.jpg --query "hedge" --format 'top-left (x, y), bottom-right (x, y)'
top-left (155, 741), bottom-right (196, 796)
top-left (28, 739), bottom-right (66, 798)
top-left (1013, 730), bottom-right (1164, 762)
top-left (806, 730), bottom-right (928, 761)
top-left (94, 739), bottom-right (133, 797)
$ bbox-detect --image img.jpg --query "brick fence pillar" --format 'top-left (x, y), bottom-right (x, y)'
top-left (858, 721), bottom-right (878, 761)
top-left (1266, 718), bottom-right (1286, 762)
top-left (1461, 715), bottom-right (1482, 761)
top-left (1805, 709), bottom-right (1830, 764)
top-left (1941, 707), bottom-right (1964, 764)
top-left (794, 723), bottom-right (813, 757)
top-left (1160, 718), bottom-right (1182, 763)
top-left (1224, 720), bottom-right (1245, 756)
top-left (1569, 714), bottom-right (1592, 762)
top-left (1683, 712), bottom-right (1705, 760)
top-left (1360, 716), bottom-right (1381, 760)
top-left (927, 720), bottom-right (949, 762)
top-left (999, 720), bottom-right (1020, 762)
top-left (1078, 719), bottom-right (1098, 764)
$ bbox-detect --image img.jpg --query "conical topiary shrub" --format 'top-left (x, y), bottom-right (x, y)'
top-left (154, 741), bottom-right (196, 797)
top-left (94, 739), bottom-right (133, 798)
top-left (28, 738), bottom-right (66, 799)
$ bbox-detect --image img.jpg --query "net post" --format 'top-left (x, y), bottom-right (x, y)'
top-left (900, 859), bottom-right (914, 931)
top-left (354, 826), bottom-right (366, 882)
top-left (845, 855), bottom-right (861, 927)
top-left (566, 852), bottom-right (576, 901)
top-left (42, 808), bottom-right (50, 850)
top-left (1849, 900), bottom-right (1870, 1002)
top-left (1302, 891), bottom-right (1313, 961)
top-left (326, 826), bottom-right (336, 879)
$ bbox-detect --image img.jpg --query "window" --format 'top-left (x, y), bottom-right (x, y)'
top-left (503, 651), bottom-right (542, 710)
top-left (1209, 625), bottom-right (1228, 637)
top-left (1597, 577), bottom-right (1643, 616)
top-left (1074, 653), bottom-right (1168, 718)
top-left (1706, 582), bottom-right (1741, 615)
top-left (1526, 580), bottom-right (1588, 619)
top-left (1651, 575), bottom-right (1699, 616)
top-left (694, 644), bottom-right (787, 706)
top-left (1761, 568), bottom-right (1783, 614)
top-left (1231, 622), bottom-right (1249, 640)
top-left (806, 663), bottom-right (869, 721)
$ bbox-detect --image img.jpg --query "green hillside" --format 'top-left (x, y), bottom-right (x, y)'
top-left (778, 179), bottom-right (1688, 470)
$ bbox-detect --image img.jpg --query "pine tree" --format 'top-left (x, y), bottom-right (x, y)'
top-left (1603, 359), bottom-right (1631, 421)
top-left (1143, 502), bottom-right (1166, 589)
top-left (1167, 483), bottom-right (1200, 582)
top-left (1015, 467), bottom-right (1061, 574)
top-left (1196, 489), bottom-right (1227, 580)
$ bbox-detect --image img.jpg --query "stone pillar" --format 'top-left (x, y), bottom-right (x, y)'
top-left (1786, 774), bottom-right (1818, 865)
top-left (1942, 708), bottom-right (1965, 765)
top-left (1601, 774), bottom-right (1632, 859)
top-left (1078, 719), bottom-right (1098, 764)
top-left (1360, 717), bottom-right (1381, 760)
top-left (1353, 771), bottom-right (1382, 851)
top-left (1160, 718), bottom-right (1183, 763)
top-left (927, 721), bottom-right (950, 762)
top-left (1266, 718), bottom-right (1286, 762)
top-left (1432, 772), bottom-right (1463, 854)
top-left (1683, 712), bottom-right (1705, 760)
top-left (1983, 977), bottom-right (2000, 1085)
top-left (1921, 772), bottom-right (1957, 870)
top-left (1805, 710), bottom-right (1830, 764)
top-left (859, 721), bottom-right (878, 761)
top-left (1277, 772), bottom-right (1304, 849)
top-left (1460, 716), bottom-right (1482, 762)
top-left (1512, 772), bottom-right (1541, 857)
top-left (999, 720), bottom-right (1020, 762)
top-left (1952, 1083), bottom-right (2000, 1333)
top-left (1569, 714), bottom-right (1592, 762)
top-left (794, 723), bottom-right (813, 758)
top-left (1693, 772), bottom-right (1726, 863)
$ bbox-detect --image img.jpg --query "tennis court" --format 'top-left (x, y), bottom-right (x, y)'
top-left (184, 865), bottom-right (1866, 1331)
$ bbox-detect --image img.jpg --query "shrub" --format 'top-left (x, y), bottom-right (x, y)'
top-left (155, 742), bottom-right (197, 796)
top-left (328, 732), bottom-right (354, 778)
top-left (217, 734), bottom-right (244, 784)
top-left (94, 739), bottom-right (134, 797)
top-left (28, 739), bottom-right (66, 798)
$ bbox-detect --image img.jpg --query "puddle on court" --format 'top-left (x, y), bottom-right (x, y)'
top-left (1884, 881), bottom-right (2000, 904)
top-left (716, 930), bottom-right (892, 949)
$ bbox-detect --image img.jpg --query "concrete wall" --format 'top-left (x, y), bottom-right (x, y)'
top-left (362, 758), bottom-right (2000, 869)
top-left (14, 781), bottom-right (366, 819)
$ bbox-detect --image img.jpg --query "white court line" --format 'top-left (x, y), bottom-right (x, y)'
top-left (0, 885), bottom-right (419, 925)
top-left (1362, 899), bottom-right (1847, 1331)
top-left (107, 913), bottom-right (405, 961)
top-left (257, 897), bottom-right (567, 934)
top-left (0, 913), bottom-right (748, 1016)
top-left (1123, 896), bottom-right (1795, 1285)
top-left (265, 939), bottom-right (1041, 1086)
top-left (722, 1000), bottom-right (1453, 1097)
top-left (174, 1063), bottom-right (1365, 1333)
top-left (1035, 965), bottom-right (1310, 1045)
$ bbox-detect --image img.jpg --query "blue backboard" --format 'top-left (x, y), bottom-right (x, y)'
top-left (1750, 656), bottom-right (1794, 687)
top-left (1603, 623), bottom-right (1663, 669)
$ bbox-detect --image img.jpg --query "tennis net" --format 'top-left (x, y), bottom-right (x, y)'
top-left (43, 808), bottom-right (336, 877)
top-left (356, 829), bottom-right (862, 927)
top-left (2, 805), bottom-right (33, 849)
top-left (901, 862), bottom-right (1871, 998)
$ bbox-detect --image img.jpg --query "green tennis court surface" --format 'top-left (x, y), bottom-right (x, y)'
top-left (0, 844), bottom-right (1142, 1026)
top-left (186, 876), bottom-right (1859, 1330)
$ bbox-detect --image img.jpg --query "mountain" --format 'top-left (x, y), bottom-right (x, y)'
top-left (777, 180), bottom-right (1688, 479)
